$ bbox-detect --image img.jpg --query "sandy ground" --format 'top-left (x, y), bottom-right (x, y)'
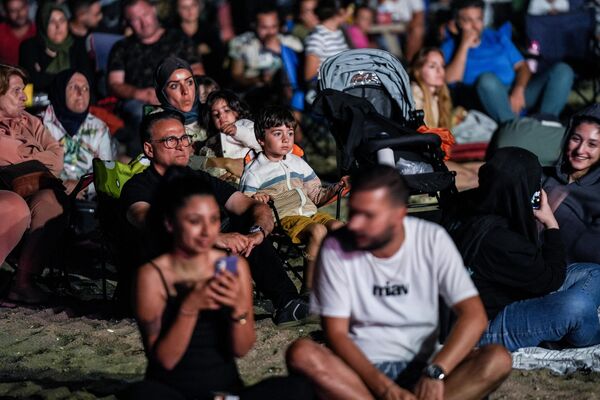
top-left (1, 277), bottom-right (600, 400)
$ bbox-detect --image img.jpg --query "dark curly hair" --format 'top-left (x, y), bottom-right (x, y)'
top-left (202, 89), bottom-right (251, 137)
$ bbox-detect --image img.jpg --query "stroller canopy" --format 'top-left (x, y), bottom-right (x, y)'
top-left (318, 49), bottom-right (415, 124)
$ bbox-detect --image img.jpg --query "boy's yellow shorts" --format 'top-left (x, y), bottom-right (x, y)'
top-left (280, 212), bottom-right (336, 244)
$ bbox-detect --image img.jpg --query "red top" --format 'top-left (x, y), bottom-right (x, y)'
top-left (0, 22), bottom-right (36, 66)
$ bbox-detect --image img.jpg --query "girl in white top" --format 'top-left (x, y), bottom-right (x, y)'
top-left (199, 90), bottom-right (262, 183)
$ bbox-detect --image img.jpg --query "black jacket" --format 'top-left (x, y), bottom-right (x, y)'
top-left (543, 104), bottom-right (600, 264)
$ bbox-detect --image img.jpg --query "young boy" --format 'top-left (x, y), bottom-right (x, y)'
top-left (239, 105), bottom-right (348, 293)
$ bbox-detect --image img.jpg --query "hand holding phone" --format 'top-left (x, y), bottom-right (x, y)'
top-left (215, 256), bottom-right (238, 276)
top-left (211, 256), bottom-right (243, 310)
top-left (531, 190), bottom-right (541, 210)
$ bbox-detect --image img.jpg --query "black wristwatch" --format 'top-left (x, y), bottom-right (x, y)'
top-left (249, 225), bottom-right (266, 239)
top-left (422, 364), bottom-right (446, 380)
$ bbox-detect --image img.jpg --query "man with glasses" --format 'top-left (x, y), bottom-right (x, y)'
top-left (120, 110), bottom-right (312, 327)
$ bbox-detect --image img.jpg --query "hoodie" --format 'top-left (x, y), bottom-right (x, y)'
top-left (543, 104), bottom-right (600, 264)
top-left (452, 147), bottom-right (567, 319)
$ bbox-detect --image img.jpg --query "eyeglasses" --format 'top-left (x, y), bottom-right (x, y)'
top-left (152, 134), bottom-right (193, 149)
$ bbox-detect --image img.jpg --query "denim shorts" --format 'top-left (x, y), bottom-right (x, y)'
top-left (373, 360), bottom-right (427, 390)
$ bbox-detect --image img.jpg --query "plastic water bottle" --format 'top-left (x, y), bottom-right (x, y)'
top-left (526, 40), bottom-right (540, 73)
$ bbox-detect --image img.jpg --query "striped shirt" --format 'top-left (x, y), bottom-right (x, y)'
top-left (305, 24), bottom-right (349, 64)
top-left (240, 152), bottom-right (338, 218)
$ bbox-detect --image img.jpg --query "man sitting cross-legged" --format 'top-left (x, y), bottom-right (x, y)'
top-left (120, 110), bottom-right (311, 327)
top-left (286, 165), bottom-right (512, 399)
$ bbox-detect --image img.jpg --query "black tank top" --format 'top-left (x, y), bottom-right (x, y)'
top-left (145, 262), bottom-right (243, 399)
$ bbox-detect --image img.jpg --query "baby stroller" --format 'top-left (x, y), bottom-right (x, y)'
top-left (312, 49), bottom-right (457, 212)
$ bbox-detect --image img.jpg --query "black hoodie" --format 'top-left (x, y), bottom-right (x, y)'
top-left (453, 147), bottom-right (567, 320)
top-left (543, 104), bottom-right (600, 264)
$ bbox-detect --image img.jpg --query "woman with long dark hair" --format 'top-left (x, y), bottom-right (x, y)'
top-left (130, 167), bottom-right (313, 399)
top-left (543, 104), bottom-right (600, 264)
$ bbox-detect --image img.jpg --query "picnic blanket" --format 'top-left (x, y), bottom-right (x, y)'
top-left (512, 345), bottom-right (600, 374)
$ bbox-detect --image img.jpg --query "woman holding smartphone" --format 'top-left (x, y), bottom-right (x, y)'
top-left (130, 167), bottom-right (312, 399)
top-left (450, 147), bottom-right (600, 352)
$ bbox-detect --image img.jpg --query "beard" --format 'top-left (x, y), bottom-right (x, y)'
top-left (350, 223), bottom-right (395, 252)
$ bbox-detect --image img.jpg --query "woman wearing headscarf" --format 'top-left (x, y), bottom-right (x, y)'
top-left (18, 1), bottom-right (92, 92)
top-left (0, 64), bottom-right (66, 304)
top-left (42, 69), bottom-right (115, 192)
top-left (451, 147), bottom-right (600, 351)
top-left (153, 56), bottom-right (242, 182)
top-left (153, 56), bottom-right (205, 144)
top-left (543, 104), bottom-right (600, 264)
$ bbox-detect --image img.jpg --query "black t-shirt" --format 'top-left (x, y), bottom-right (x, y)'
top-left (120, 165), bottom-right (237, 219)
top-left (107, 29), bottom-right (201, 88)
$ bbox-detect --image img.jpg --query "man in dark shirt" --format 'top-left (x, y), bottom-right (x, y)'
top-left (121, 110), bottom-right (311, 327)
top-left (68, 0), bottom-right (103, 38)
top-left (107, 0), bottom-right (204, 157)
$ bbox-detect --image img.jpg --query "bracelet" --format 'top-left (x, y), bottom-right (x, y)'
top-left (230, 311), bottom-right (248, 325)
top-left (179, 307), bottom-right (198, 317)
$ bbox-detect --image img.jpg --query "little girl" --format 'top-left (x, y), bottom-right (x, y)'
top-left (199, 90), bottom-right (262, 182)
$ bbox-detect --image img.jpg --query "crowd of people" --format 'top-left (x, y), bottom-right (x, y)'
top-left (0, 0), bottom-right (599, 398)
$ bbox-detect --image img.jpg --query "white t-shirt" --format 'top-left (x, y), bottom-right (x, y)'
top-left (311, 216), bottom-right (478, 363)
top-left (378, 0), bottom-right (425, 24)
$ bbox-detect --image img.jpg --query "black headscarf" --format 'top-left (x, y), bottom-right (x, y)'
top-left (154, 56), bottom-right (200, 125)
top-left (475, 147), bottom-right (542, 244)
top-left (49, 69), bottom-right (89, 137)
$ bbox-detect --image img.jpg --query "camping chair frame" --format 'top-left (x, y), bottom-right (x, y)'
top-left (266, 186), bottom-right (344, 282)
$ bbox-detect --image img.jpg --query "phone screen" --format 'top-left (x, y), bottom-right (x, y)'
top-left (215, 256), bottom-right (238, 276)
top-left (531, 190), bottom-right (541, 210)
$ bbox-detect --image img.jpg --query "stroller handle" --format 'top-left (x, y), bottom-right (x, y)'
top-left (366, 133), bottom-right (441, 153)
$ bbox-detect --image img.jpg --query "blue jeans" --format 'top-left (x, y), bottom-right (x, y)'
top-left (374, 360), bottom-right (426, 389)
top-left (475, 62), bottom-right (574, 123)
top-left (478, 263), bottom-right (600, 351)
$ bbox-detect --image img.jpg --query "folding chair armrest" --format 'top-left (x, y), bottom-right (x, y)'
top-left (267, 199), bottom-right (283, 227)
top-left (69, 172), bottom-right (95, 201)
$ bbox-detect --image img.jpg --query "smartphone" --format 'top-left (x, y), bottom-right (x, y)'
top-left (215, 256), bottom-right (238, 276)
top-left (531, 190), bottom-right (541, 210)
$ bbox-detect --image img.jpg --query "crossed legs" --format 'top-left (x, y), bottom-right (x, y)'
top-left (286, 339), bottom-right (512, 400)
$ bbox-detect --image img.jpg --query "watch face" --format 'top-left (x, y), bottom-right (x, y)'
top-left (424, 364), bottom-right (446, 380)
